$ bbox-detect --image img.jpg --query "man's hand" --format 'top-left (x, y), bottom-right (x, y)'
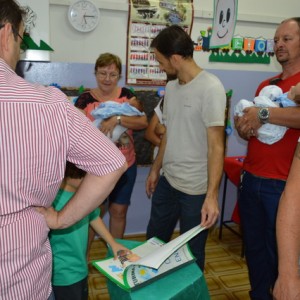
top-left (200, 198), bottom-right (219, 228)
top-left (146, 170), bottom-right (159, 198)
top-left (234, 106), bottom-right (261, 140)
top-left (35, 206), bottom-right (60, 229)
top-left (273, 275), bottom-right (300, 300)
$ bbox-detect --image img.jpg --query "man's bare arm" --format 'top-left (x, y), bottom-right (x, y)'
top-left (237, 105), bottom-right (300, 138)
top-left (276, 147), bottom-right (300, 277)
top-left (200, 126), bottom-right (224, 228)
top-left (37, 163), bottom-right (127, 229)
top-left (273, 143), bottom-right (300, 299)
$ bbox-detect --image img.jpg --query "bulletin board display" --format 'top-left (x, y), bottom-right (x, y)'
top-left (126, 0), bottom-right (194, 86)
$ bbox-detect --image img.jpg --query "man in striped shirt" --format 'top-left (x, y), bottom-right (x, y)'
top-left (0, 1), bottom-right (127, 299)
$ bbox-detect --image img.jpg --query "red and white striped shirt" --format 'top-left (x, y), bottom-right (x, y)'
top-left (0, 59), bottom-right (125, 300)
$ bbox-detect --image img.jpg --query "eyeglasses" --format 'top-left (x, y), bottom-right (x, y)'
top-left (12, 27), bottom-right (29, 54)
top-left (95, 71), bottom-right (120, 80)
top-left (0, 24), bottom-right (29, 53)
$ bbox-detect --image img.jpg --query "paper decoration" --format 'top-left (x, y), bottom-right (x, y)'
top-left (195, 29), bottom-right (273, 64)
top-left (18, 0), bottom-right (53, 61)
top-left (210, 0), bottom-right (238, 48)
top-left (23, 34), bottom-right (53, 51)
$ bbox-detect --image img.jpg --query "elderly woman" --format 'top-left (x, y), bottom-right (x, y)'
top-left (75, 53), bottom-right (148, 239)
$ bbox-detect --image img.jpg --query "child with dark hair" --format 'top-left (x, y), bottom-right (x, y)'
top-left (144, 74), bottom-right (176, 160)
top-left (49, 161), bottom-right (129, 300)
top-left (144, 97), bottom-right (165, 160)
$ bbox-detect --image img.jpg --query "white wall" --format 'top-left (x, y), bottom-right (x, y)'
top-left (49, 0), bottom-right (299, 73)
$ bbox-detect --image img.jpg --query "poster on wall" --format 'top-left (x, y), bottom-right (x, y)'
top-left (126, 0), bottom-right (194, 86)
top-left (18, 0), bottom-right (53, 61)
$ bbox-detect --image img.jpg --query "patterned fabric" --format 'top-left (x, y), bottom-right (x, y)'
top-left (0, 58), bottom-right (125, 300)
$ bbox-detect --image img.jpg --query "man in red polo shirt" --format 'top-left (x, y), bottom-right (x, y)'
top-left (235, 17), bottom-right (300, 300)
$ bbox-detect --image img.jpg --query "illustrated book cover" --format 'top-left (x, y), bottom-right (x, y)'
top-left (92, 225), bottom-right (206, 291)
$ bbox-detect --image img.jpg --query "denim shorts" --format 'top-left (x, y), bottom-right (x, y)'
top-left (108, 163), bottom-right (137, 205)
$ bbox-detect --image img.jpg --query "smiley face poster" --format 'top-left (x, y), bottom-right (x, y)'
top-left (209, 0), bottom-right (238, 48)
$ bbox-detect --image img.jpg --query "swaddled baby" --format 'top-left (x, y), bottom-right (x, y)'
top-left (234, 85), bottom-right (299, 144)
top-left (91, 101), bottom-right (145, 142)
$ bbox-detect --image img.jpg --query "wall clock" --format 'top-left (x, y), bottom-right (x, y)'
top-left (68, 0), bottom-right (100, 32)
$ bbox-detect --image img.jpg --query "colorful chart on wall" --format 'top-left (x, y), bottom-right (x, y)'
top-left (126, 0), bottom-right (194, 86)
top-left (18, 0), bottom-right (53, 61)
top-left (209, 0), bottom-right (238, 49)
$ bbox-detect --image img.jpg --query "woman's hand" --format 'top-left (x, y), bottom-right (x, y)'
top-left (100, 116), bottom-right (118, 138)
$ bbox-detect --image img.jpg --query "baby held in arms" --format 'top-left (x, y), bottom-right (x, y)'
top-left (91, 99), bottom-right (145, 142)
top-left (234, 83), bottom-right (300, 145)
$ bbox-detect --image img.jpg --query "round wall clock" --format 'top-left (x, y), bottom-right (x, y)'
top-left (68, 0), bottom-right (100, 32)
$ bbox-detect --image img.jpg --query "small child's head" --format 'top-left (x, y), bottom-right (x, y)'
top-left (65, 161), bottom-right (86, 179)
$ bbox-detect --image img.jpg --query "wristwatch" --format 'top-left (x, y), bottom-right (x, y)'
top-left (117, 115), bottom-right (121, 125)
top-left (258, 107), bottom-right (269, 124)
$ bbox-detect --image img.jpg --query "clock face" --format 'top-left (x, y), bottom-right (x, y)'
top-left (68, 0), bottom-right (100, 32)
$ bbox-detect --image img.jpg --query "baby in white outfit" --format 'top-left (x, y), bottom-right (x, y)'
top-left (234, 85), bottom-right (299, 144)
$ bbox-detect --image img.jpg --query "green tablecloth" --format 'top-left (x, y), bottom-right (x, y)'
top-left (105, 239), bottom-right (210, 300)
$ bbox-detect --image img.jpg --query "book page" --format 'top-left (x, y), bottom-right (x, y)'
top-left (124, 243), bottom-right (194, 289)
top-left (133, 225), bottom-right (206, 269)
top-left (117, 238), bottom-right (163, 268)
top-left (92, 238), bottom-right (164, 290)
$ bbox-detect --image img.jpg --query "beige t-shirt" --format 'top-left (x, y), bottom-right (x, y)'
top-left (162, 70), bottom-right (226, 195)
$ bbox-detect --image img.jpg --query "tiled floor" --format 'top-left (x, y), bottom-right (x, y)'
top-left (88, 225), bottom-right (251, 299)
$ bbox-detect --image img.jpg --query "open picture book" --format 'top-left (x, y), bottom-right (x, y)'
top-left (92, 225), bottom-right (206, 291)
